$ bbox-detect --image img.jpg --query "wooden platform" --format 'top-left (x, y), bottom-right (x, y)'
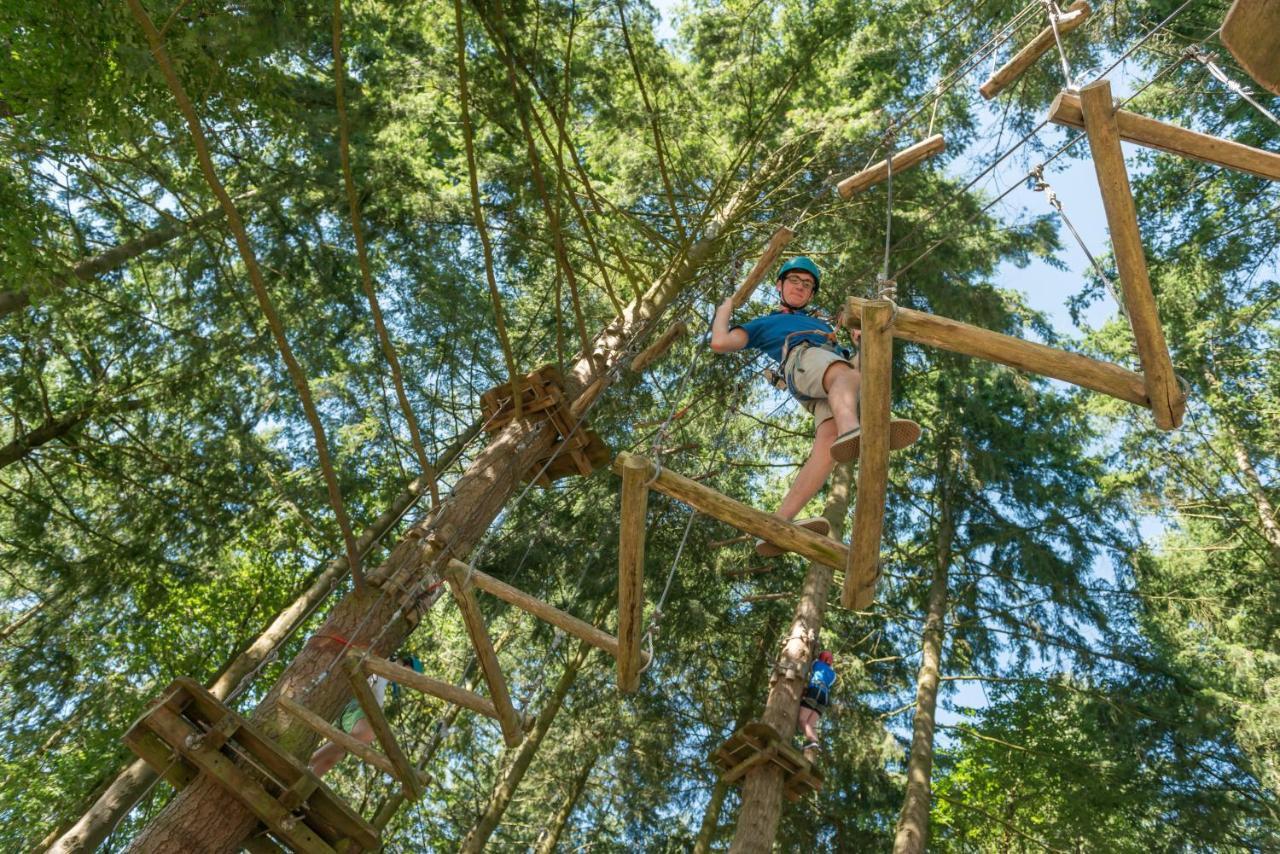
top-left (123, 677), bottom-right (379, 854)
top-left (711, 721), bottom-right (822, 801)
top-left (480, 363), bottom-right (611, 484)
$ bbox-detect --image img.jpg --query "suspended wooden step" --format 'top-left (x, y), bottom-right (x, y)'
top-left (122, 677), bottom-right (378, 854)
top-left (980, 0), bottom-right (1092, 99)
top-left (836, 135), bottom-right (946, 199)
top-left (711, 721), bottom-right (822, 801)
top-left (1048, 89), bottom-right (1280, 181)
top-left (479, 364), bottom-right (612, 485)
top-left (1222, 0), bottom-right (1280, 96)
top-left (630, 320), bottom-right (688, 374)
top-left (362, 653), bottom-right (505, 722)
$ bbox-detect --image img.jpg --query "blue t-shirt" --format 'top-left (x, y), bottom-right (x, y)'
top-left (807, 661), bottom-right (837, 702)
top-left (735, 310), bottom-right (839, 363)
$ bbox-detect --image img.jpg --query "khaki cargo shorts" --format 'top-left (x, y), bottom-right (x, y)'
top-left (784, 344), bottom-right (856, 430)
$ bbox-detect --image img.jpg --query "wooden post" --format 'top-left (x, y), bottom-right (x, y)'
top-left (1078, 79), bottom-right (1185, 430)
top-left (612, 453), bottom-right (850, 569)
top-left (344, 658), bottom-right (424, 801)
top-left (836, 135), bottom-right (946, 199)
top-left (844, 300), bottom-right (893, 610)
top-left (730, 226), bottom-right (796, 309)
top-left (1048, 91), bottom-right (1280, 181)
top-left (630, 320), bottom-right (687, 373)
top-left (842, 296), bottom-right (1151, 408)
top-left (1222, 0), bottom-right (1280, 96)
top-left (617, 454), bottom-right (650, 693)
top-left (980, 1), bottom-right (1092, 99)
top-left (443, 565), bottom-right (525, 746)
top-left (361, 654), bottom-right (500, 721)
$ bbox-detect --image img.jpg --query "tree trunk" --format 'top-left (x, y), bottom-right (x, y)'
top-left (44, 425), bottom-right (477, 854)
top-left (458, 638), bottom-right (593, 852)
top-left (728, 463), bottom-right (854, 854)
top-left (693, 778), bottom-right (733, 854)
top-left (1224, 423), bottom-right (1280, 553)
top-left (533, 746), bottom-right (599, 854)
top-left (892, 453), bottom-right (955, 854)
top-left (123, 196), bottom-right (744, 852)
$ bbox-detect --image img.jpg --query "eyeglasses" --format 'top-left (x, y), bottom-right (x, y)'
top-left (782, 274), bottom-right (815, 289)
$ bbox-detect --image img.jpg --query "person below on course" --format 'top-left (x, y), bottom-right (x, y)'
top-left (709, 255), bottom-right (919, 556)
top-left (798, 650), bottom-right (837, 760)
top-left (308, 653), bottom-right (423, 777)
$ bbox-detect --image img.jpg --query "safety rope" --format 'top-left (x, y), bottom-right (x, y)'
top-left (1042, 0), bottom-right (1075, 90)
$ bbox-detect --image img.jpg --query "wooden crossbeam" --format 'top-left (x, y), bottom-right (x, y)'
top-left (1078, 79), bottom-right (1185, 430)
top-left (844, 299), bottom-right (894, 610)
top-left (1222, 0), bottom-right (1280, 96)
top-left (730, 226), bottom-right (796, 309)
top-left (278, 695), bottom-right (418, 785)
top-left (836, 135), bottom-right (946, 199)
top-left (741, 592), bottom-right (792, 603)
top-left (362, 654), bottom-right (499, 720)
top-left (612, 453), bottom-right (849, 569)
top-left (722, 746), bottom-right (776, 784)
top-left (617, 453), bottom-right (650, 693)
top-left (980, 0), bottom-right (1092, 99)
top-left (1049, 91), bottom-right (1280, 182)
top-left (630, 320), bottom-right (687, 373)
top-left (443, 564), bottom-right (524, 746)
top-left (343, 658), bottom-right (423, 801)
top-left (842, 296), bottom-right (1151, 408)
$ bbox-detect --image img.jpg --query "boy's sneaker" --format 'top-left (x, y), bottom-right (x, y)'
top-left (830, 418), bottom-right (923, 463)
top-left (754, 517), bottom-right (831, 557)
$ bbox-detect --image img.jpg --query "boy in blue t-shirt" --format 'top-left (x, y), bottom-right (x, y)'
top-left (709, 256), bottom-right (919, 556)
top-left (798, 650), bottom-right (837, 759)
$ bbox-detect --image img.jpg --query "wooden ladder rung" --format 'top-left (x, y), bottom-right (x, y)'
top-left (443, 564), bottom-right (525, 747)
top-left (836, 135), bottom-right (946, 198)
top-left (344, 658), bottom-right (424, 801)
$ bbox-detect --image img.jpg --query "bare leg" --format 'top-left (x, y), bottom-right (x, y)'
top-left (776, 417), bottom-right (837, 520)
top-left (798, 707), bottom-right (821, 744)
top-left (822, 361), bottom-right (861, 435)
top-left (308, 717), bottom-right (375, 777)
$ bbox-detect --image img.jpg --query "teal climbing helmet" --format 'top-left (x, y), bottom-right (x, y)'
top-left (777, 256), bottom-right (821, 291)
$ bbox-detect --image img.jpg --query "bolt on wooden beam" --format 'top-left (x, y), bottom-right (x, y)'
top-left (980, 1), bottom-right (1092, 99)
top-left (616, 454), bottom-right (650, 693)
top-left (1077, 79), bottom-right (1185, 430)
top-left (836, 135), bottom-right (946, 199)
top-left (843, 300), bottom-right (894, 610)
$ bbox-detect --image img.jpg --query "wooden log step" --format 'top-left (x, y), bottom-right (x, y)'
top-left (1222, 0), bottom-right (1280, 96)
top-left (836, 135), bottom-right (946, 199)
top-left (631, 320), bottom-right (688, 373)
top-left (1048, 90), bottom-right (1280, 182)
top-left (344, 659), bottom-right (423, 801)
top-left (710, 721), bottom-right (822, 800)
top-left (362, 655), bottom-right (500, 721)
top-left (980, 1), bottom-right (1092, 99)
top-left (842, 296), bottom-right (1152, 409)
top-left (731, 226), bottom-right (796, 309)
top-left (443, 564), bottom-right (525, 746)
top-left (611, 453), bottom-right (850, 570)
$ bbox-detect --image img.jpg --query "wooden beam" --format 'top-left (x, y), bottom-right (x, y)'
top-left (1048, 90), bottom-right (1280, 182)
top-left (343, 658), bottom-right (423, 802)
top-left (630, 320), bottom-right (687, 373)
top-left (277, 695), bottom-right (414, 783)
top-left (616, 453), bottom-right (650, 693)
top-left (731, 226), bottom-right (796, 309)
top-left (723, 747), bottom-right (776, 784)
top-left (443, 565), bottom-right (524, 746)
top-left (361, 655), bottom-right (499, 720)
top-left (980, 1), bottom-right (1092, 99)
top-left (836, 135), bottom-right (946, 199)
top-left (844, 300), bottom-right (893, 610)
top-left (611, 453), bottom-right (850, 569)
top-left (447, 559), bottom-right (626, 660)
top-left (710, 534), bottom-right (752, 549)
top-left (842, 296), bottom-right (1151, 408)
top-left (1078, 79), bottom-right (1185, 430)
top-left (1222, 0), bottom-right (1280, 96)
top-left (741, 592), bottom-right (792, 603)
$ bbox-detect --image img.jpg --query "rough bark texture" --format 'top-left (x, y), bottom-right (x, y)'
top-left (892, 459), bottom-right (954, 854)
top-left (533, 746), bottom-right (598, 854)
top-left (123, 195), bottom-right (743, 851)
top-left (458, 639), bottom-right (592, 852)
top-left (728, 463), bottom-right (854, 854)
top-left (45, 426), bottom-right (477, 854)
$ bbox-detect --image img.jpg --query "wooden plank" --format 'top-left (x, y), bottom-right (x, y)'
top-left (612, 453), bottom-right (850, 569)
top-left (343, 659), bottom-right (423, 801)
top-left (616, 453), bottom-right (650, 693)
top-left (362, 654), bottom-right (499, 720)
top-left (451, 559), bottom-right (625, 660)
top-left (980, 1), bottom-right (1092, 99)
top-left (836, 135), bottom-right (946, 199)
top-left (844, 300), bottom-right (893, 610)
top-left (631, 320), bottom-right (688, 373)
top-left (143, 704), bottom-right (336, 854)
top-left (722, 746), bottom-right (776, 784)
top-left (443, 564), bottom-right (525, 746)
top-left (1222, 0), bottom-right (1280, 96)
top-left (1048, 90), bottom-right (1280, 181)
top-left (122, 727), bottom-right (198, 790)
top-left (1078, 80), bottom-right (1186, 430)
top-left (730, 226), bottom-right (796, 309)
top-left (842, 296), bottom-right (1151, 408)
top-left (278, 695), bottom-right (403, 781)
